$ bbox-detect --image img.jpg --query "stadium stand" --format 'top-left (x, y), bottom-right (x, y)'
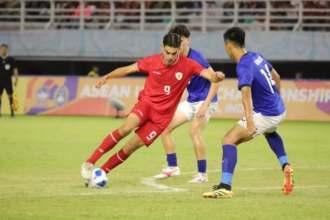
top-left (0, 0), bottom-right (329, 31)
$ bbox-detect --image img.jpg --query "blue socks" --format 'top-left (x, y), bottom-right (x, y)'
top-left (217, 132), bottom-right (288, 190)
top-left (220, 144), bottom-right (237, 186)
top-left (167, 153), bottom-right (177, 167)
top-left (266, 132), bottom-right (289, 168)
top-left (167, 154), bottom-right (207, 173)
top-left (197, 159), bottom-right (207, 173)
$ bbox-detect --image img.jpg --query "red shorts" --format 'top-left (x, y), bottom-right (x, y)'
top-left (129, 100), bottom-right (173, 146)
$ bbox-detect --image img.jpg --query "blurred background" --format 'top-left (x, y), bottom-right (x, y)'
top-left (0, 0), bottom-right (330, 121)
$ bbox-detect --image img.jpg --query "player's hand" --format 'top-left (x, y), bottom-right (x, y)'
top-left (14, 78), bottom-right (18, 87)
top-left (196, 103), bottom-right (208, 119)
top-left (95, 76), bottom-right (107, 89)
top-left (215, 71), bottom-right (225, 82)
top-left (246, 119), bottom-right (257, 136)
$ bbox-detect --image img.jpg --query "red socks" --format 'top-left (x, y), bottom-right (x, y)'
top-left (86, 129), bottom-right (123, 164)
top-left (101, 148), bottom-right (130, 173)
top-left (86, 130), bottom-right (130, 173)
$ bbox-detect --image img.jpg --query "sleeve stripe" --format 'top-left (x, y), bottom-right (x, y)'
top-left (135, 63), bottom-right (140, 72)
top-left (199, 69), bottom-right (207, 76)
top-left (238, 84), bottom-right (251, 90)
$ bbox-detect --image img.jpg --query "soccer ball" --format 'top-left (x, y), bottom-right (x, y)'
top-left (88, 168), bottom-right (108, 189)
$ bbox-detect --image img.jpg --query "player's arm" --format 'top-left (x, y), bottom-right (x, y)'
top-left (271, 68), bottom-right (281, 94)
top-left (241, 86), bottom-right (256, 136)
top-left (104, 63), bottom-right (137, 79)
top-left (204, 67), bottom-right (221, 105)
top-left (264, 58), bottom-right (281, 94)
top-left (196, 67), bottom-right (221, 118)
top-left (196, 55), bottom-right (222, 104)
top-left (238, 64), bottom-right (256, 136)
top-left (189, 59), bottom-right (224, 83)
top-left (200, 69), bottom-right (225, 83)
top-left (241, 86), bottom-right (253, 122)
top-left (95, 63), bottom-right (137, 88)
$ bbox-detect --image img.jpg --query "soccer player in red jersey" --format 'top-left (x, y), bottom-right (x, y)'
top-left (81, 33), bottom-right (225, 183)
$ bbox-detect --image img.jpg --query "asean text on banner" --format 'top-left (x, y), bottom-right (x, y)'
top-left (24, 76), bottom-right (330, 122)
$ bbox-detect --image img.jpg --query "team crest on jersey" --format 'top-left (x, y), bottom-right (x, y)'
top-left (5, 64), bottom-right (10, 70)
top-left (175, 72), bottom-right (183, 80)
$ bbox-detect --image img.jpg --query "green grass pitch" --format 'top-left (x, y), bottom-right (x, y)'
top-left (0, 115), bottom-right (329, 220)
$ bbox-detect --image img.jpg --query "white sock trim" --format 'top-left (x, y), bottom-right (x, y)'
top-left (110, 132), bottom-right (118, 143)
top-left (117, 152), bottom-right (124, 161)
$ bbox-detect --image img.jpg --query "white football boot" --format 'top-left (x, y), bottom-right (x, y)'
top-left (154, 167), bottom-right (181, 179)
top-left (188, 173), bottom-right (208, 183)
top-left (81, 162), bottom-right (94, 180)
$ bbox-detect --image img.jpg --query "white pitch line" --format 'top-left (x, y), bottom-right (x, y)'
top-left (0, 166), bottom-right (328, 199)
top-left (162, 165), bottom-right (330, 176)
top-left (0, 185), bottom-right (328, 200)
top-left (141, 177), bottom-right (188, 192)
top-left (141, 166), bottom-right (330, 192)
top-left (1, 184), bottom-right (328, 199)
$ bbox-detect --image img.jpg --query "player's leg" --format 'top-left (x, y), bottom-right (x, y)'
top-left (100, 134), bottom-right (145, 173)
top-left (0, 84), bottom-right (3, 117)
top-left (101, 119), bottom-right (166, 174)
top-left (86, 113), bottom-right (141, 163)
top-left (162, 110), bottom-right (189, 161)
top-left (203, 112), bottom-right (294, 198)
top-left (263, 112), bottom-right (294, 195)
top-left (81, 113), bottom-right (141, 179)
top-left (187, 116), bottom-right (208, 183)
top-left (82, 101), bottom-right (150, 179)
top-left (187, 102), bottom-right (216, 183)
top-left (154, 102), bottom-right (193, 179)
top-left (8, 94), bottom-right (14, 117)
top-left (265, 131), bottom-right (289, 170)
top-left (5, 82), bottom-right (14, 117)
top-left (265, 131), bottom-right (294, 195)
top-left (203, 118), bottom-right (254, 198)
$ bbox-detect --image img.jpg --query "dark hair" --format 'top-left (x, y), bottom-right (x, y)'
top-left (223, 27), bottom-right (245, 47)
top-left (168, 24), bottom-right (190, 38)
top-left (1, 44), bottom-right (8, 48)
top-left (163, 33), bottom-right (181, 48)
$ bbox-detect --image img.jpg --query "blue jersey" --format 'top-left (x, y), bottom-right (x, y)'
top-left (186, 48), bottom-right (218, 103)
top-left (237, 52), bottom-right (285, 116)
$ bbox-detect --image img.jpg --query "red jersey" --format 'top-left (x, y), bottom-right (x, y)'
top-left (135, 53), bottom-right (206, 117)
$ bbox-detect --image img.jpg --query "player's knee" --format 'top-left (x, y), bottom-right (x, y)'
top-left (124, 141), bottom-right (143, 155)
top-left (222, 135), bottom-right (236, 145)
top-left (264, 131), bottom-right (277, 138)
top-left (163, 126), bottom-right (173, 134)
top-left (189, 126), bottom-right (201, 138)
top-left (161, 130), bottom-right (170, 141)
top-left (119, 125), bottom-right (134, 137)
top-left (123, 144), bottom-right (137, 155)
